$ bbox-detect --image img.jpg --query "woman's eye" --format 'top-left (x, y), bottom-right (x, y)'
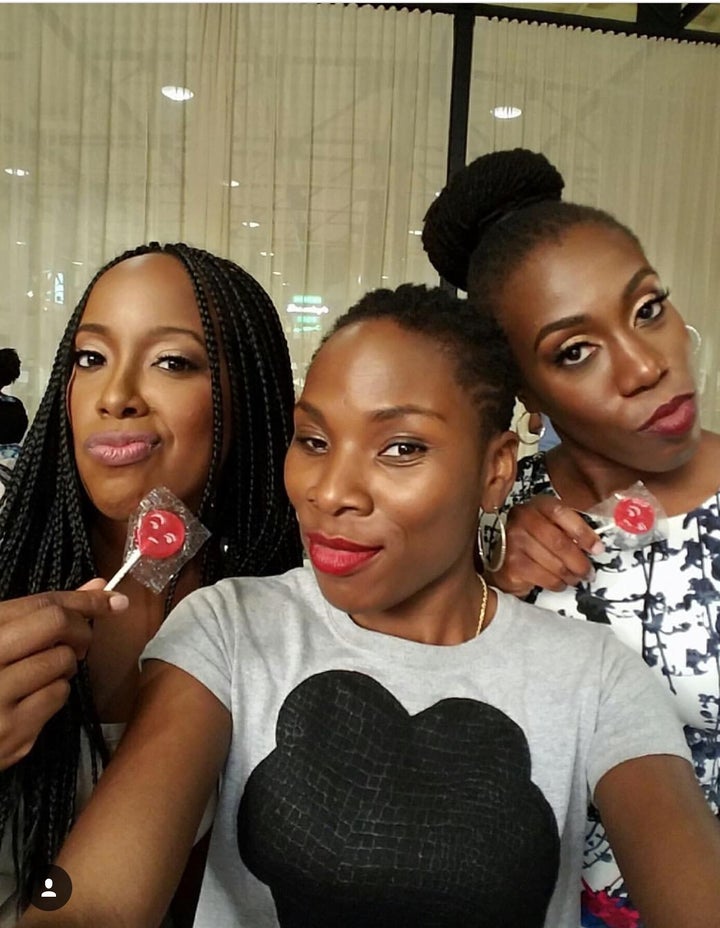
top-left (295, 435), bottom-right (327, 453)
top-left (554, 342), bottom-right (594, 367)
top-left (154, 354), bottom-right (198, 373)
top-left (73, 349), bottom-right (104, 369)
top-left (635, 291), bottom-right (669, 324)
top-left (381, 441), bottom-right (427, 458)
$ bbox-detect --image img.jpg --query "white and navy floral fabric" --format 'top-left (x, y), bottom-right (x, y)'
top-left (510, 452), bottom-right (720, 928)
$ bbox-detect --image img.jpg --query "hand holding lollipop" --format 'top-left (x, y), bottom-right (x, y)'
top-left (105, 488), bottom-right (210, 593)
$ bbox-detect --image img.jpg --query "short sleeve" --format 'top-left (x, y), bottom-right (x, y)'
top-left (586, 632), bottom-right (692, 797)
top-left (140, 580), bottom-right (240, 712)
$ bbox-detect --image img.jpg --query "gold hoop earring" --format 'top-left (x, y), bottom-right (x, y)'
top-left (478, 508), bottom-right (507, 572)
top-left (516, 410), bottom-right (544, 446)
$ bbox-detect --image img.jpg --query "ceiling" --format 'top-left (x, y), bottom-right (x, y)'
top-left (503, 3), bottom-right (720, 35)
top-left (393, 2), bottom-right (720, 42)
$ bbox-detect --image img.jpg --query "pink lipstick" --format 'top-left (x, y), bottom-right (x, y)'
top-left (306, 533), bottom-right (381, 577)
top-left (84, 432), bottom-right (160, 467)
top-left (639, 394), bottom-right (696, 437)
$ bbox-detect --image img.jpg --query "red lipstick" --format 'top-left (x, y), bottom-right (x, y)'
top-left (306, 532), bottom-right (381, 577)
top-left (638, 394), bottom-right (696, 437)
top-left (84, 431), bottom-right (160, 467)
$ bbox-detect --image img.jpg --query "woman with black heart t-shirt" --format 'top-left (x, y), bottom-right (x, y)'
top-left (19, 284), bottom-right (720, 928)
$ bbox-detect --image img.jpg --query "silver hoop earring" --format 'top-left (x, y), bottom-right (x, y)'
top-left (478, 508), bottom-right (507, 573)
top-left (685, 324), bottom-right (702, 356)
top-left (516, 410), bottom-right (544, 446)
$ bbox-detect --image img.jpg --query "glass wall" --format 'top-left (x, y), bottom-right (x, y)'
top-left (0, 3), bottom-right (452, 413)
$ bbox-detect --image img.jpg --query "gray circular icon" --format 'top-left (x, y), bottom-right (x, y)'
top-left (30, 865), bottom-right (72, 911)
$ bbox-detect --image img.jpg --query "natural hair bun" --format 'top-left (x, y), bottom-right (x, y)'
top-left (423, 149), bottom-right (564, 291)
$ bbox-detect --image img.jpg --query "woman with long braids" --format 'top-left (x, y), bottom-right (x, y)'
top-left (423, 149), bottom-right (720, 926)
top-left (15, 284), bottom-right (720, 928)
top-left (0, 243), bottom-right (302, 923)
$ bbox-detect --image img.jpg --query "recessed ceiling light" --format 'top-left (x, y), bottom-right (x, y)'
top-left (242, 220), bottom-right (260, 229)
top-left (492, 105), bottom-right (522, 119)
top-left (381, 275), bottom-right (389, 280)
top-left (260, 251), bottom-right (274, 257)
top-left (72, 261), bottom-right (83, 266)
top-left (223, 180), bottom-right (240, 188)
top-left (26, 290), bottom-right (33, 298)
top-left (161, 85), bottom-right (194, 102)
top-left (272, 271), bottom-right (282, 276)
top-left (15, 241), bottom-right (26, 246)
top-left (5, 167), bottom-right (29, 177)
top-left (409, 229), bottom-right (422, 236)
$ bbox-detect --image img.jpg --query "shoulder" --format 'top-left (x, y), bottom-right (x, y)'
top-left (495, 589), bottom-right (629, 667)
top-left (178, 565), bottom-right (323, 622)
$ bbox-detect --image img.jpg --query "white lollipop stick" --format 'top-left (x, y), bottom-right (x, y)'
top-left (104, 548), bottom-right (142, 591)
top-left (595, 523), bottom-right (616, 536)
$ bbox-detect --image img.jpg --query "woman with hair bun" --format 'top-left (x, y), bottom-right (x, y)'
top-left (423, 149), bottom-right (720, 926)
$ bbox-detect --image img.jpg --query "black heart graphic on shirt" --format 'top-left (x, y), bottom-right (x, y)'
top-left (237, 670), bottom-right (559, 927)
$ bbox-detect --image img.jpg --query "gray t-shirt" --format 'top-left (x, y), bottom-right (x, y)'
top-left (143, 566), bottom-right (690, 928)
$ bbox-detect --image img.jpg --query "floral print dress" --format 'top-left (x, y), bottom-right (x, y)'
top-left (509, 453), bottom-right (720, 928)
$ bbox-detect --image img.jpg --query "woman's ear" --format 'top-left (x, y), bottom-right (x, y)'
top-left (479, 430), bottom-right (518, 512)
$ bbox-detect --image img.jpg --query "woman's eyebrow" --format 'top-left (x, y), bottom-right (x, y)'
top-left (534, 314), bottom-right (587, 350)
top-left (76, 323), bottom-right (205, 347)
top-left (370, 405), bottom-right (445, 423)
top-left (294, 400), bottom-right (445, 423)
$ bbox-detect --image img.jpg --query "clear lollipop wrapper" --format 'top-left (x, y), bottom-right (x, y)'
top-left (105, 487), bottom-right (210, 593)
top-left (586, 481), bottom-right (667, 549)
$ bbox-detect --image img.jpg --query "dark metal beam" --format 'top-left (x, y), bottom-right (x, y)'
top-left (364, 3), bottom-right (720, 45)
top-left (680, 4), bottom-right (710, 28)
top-left (636, 3), bottom-right (683, 38)
top-left (440, 8), bottom-right (475, 293)
top-left (446, 10), bottom-right (474, 184)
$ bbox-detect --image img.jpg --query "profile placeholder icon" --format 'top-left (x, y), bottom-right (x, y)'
top-left (30, 865), bottom-right (72, 911)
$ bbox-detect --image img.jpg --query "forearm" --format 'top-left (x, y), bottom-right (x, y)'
top-left (597, 754), bottom-right (720, 928)
top-left (19, 662), bottom-right (230, 928)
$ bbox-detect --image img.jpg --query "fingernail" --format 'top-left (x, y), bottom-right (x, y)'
top-left (587, 567), bottom-right (597, 583)
top-left (590, 541), bottom-right (605, 556)
top-left (108, 593), bottom-right (129, 612)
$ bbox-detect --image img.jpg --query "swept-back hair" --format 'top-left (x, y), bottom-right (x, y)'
top-left (325, 283), bottom-right (518, 439)
top-left (422, 148), bottom-right (642, 321)
top-left (0, 242), bottom-right (303, 907)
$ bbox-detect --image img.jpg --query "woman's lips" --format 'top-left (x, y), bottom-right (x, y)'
top-left (639, 394), bottom-right (696, 437)
top-left (306, 533), bottom-right (381, 577)
top-left (84, 432), bottom-right (160, 467)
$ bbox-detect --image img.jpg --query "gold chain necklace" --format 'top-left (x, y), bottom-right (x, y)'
top-left (475, 573), bottom-right (489, 637)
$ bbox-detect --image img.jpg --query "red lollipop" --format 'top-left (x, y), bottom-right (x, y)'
top-left (613, 497), bottom-right (656, 536)
top-left (104, 487), bottom-right (210, 594)
top-left (136, 509), bottom-right (186, 559)
top-left (105, 508), bottom-right (188, 591)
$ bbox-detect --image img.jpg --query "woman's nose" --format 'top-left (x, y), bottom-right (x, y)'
top-left (612, 334), bottom-right (667, 397)
top-left (96, 364), bottom-right (149, 419)
top-left (308, 450), bottom-right (373, 516)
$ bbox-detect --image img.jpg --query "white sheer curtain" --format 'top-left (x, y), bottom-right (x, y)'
top-left (469, 18), bottom-right (720, 431)
top-left (0, 3), bottom-right (452, 415)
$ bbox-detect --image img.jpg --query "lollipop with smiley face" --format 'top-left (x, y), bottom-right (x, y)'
top-left (105, 487), bottom-right (210, 593)
top-left (587, 481), bottom-right (668, 549)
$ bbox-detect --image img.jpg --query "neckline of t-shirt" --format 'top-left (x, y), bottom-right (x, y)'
top-left (322, 586), bottom-right (516, 669)
top-left (530, 451), bottom-right (718, 526)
